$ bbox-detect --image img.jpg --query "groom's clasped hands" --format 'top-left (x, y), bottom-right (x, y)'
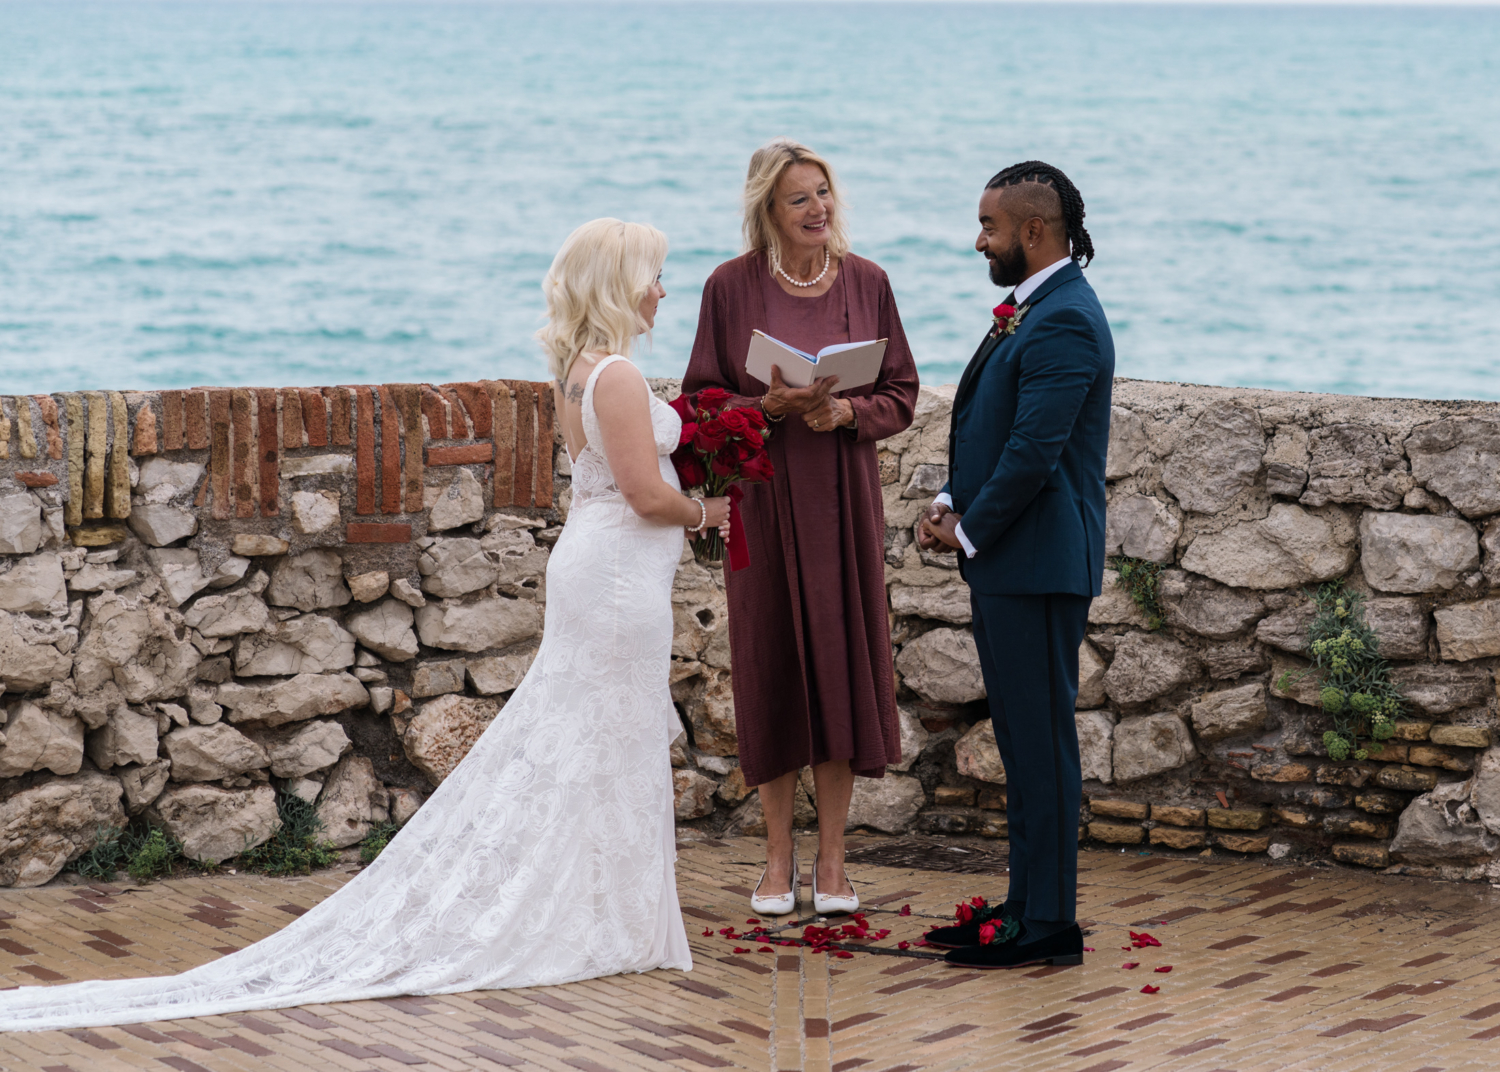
top-left (917, 500), bottom-right (962, 552)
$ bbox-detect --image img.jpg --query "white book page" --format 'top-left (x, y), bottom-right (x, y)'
top-left (746, 331), bottom-right (887, 390)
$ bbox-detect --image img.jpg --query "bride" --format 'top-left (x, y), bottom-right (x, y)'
top-left (0, 218), bottom-right (731, 1031)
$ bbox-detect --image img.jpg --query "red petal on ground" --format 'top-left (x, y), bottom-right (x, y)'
top-left (899, 905), bottom-right (912, 916)
top-left (1084, 948), bottom-right (1095, 952)
top-left (835, 951), bottom-right (854, 959)
top-left (702, 930), bottom-right (713, 936)
top-left (1141, 985), bottom-right (1161, 994)
top-left (1155, 965), bottom-right (1173, 973)
top-left (758, 946), bottom-right (773, 952)
top-left (1122, 962), bottom-right (1140, 970)
top-left (898, 941), bottom-right (911, 950)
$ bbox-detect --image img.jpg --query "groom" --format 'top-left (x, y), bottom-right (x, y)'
top-left (918, 161), bottom-right (1114, 969)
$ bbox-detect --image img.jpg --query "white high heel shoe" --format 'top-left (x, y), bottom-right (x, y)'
top-left (812, 852), bottom-right (859, 916)
top-left (750, 849), bottom-right (799, 916)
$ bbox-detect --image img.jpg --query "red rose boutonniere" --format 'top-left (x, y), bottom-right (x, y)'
top-left (990, 302), bottom-right (1029, 339)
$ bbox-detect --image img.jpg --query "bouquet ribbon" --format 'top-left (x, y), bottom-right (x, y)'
top-left (726, 485), bottom-right (749, 573)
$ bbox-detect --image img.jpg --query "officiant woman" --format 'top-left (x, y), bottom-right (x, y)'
top-left (683, 137), bottom-right (918, 912)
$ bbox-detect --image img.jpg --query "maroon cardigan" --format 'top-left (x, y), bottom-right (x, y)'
top-left (683, 251), bottom-right (919, 785)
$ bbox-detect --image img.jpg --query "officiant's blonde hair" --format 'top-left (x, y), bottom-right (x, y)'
top-left (743, 138), bottom-right (851, 267)
top-left (536, 218), bottom-right (668, 382)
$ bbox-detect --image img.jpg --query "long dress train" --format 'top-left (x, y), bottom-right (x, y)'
top-left (0, 354), bottom-right (692, 1031)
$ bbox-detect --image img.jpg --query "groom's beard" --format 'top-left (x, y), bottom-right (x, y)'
top-left (987, 240), bottom-right (1028, 288)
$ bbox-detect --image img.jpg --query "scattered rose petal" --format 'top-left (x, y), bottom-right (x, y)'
top-left (1129, 931), bottom-right (1162, 948)
top-left (733, 947), bottom-right (750, 954)
top-left (702, 929), bottom-right (713, 937)
top-left (1122, 962), bottom-right (1139, 970)
top-left (898, 941), bottom-right (911, 950)
top-left (1140, 984), bottom-right (1160, 994)
top-left (746, 918), bottom-right (761, 925)
top-left (1083, 947), bottom-right (1095, 953)
top-left (1154, 965), bottom-right (1173, 973)
top-left (758, 946), bottom-right (773, 952)
top-left (916, 939), bottom-right (931, 947)
top-left (835, 951), bottom-right (854, 959)
top-left (899, 904), bottom-right (912, 916)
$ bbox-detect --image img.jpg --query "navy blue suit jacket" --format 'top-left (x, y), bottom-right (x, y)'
top-left (942, 261), bottom-right (1114, 597)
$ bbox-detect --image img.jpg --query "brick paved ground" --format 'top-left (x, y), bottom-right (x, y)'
top-left (2, 834), bottom-right (1499, 1072)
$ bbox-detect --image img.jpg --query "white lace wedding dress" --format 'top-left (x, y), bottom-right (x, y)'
top-left (0, 354), bottom-right (692, 1031)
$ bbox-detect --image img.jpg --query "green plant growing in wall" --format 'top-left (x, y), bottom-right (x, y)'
top-left (72, 822), bottom-right (184, 882)
top-left (239, 792), bottom-right (338, 876)
top-left (1277, 582), bottom-right (1404, 761)
top-left (1111, 555), bottom-right (1164, 631)
top-left (358, 821), bottom-right (402, 864)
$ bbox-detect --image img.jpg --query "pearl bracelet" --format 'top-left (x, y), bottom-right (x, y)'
top-left (692, 497), bottom-right (707, 532)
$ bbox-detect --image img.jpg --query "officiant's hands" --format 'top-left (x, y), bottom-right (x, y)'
top-left (918, 502), bottom-right (963, 551)
top-left (765, 366), bottom-right (854, 432)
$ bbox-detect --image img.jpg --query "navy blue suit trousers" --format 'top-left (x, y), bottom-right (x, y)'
top-left (970, 590), bottom-right (1090, 923)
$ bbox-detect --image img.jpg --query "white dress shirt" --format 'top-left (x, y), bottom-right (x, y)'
top-left (933, 257), bottom-right (1075, 558)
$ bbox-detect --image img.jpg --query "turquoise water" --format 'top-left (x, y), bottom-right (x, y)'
top-left (2, 2), bottom-right (1498, 399)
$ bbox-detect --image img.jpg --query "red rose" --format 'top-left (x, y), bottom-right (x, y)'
top-left (675, 453), bottom-right (707, 488)
top-left (744, 407), bottom-right (767, 430)
top-left (719, 408), bottom-right (751, 435)
top-left (677, 421), bottom-right (697, 448)
top-left (978, 922), bottom-right (997, 945)
top-left (955, 903), bottom-right (973, 925)
top-left (741, 426), bottom-right (764, 449)
top-left (740, 453), bottom-right (775, 483)
top-left (710, 452), bottom-right (739, 479)
top-left (993, 303), bottom-right (1016, 321)
top-left (695, 387), bottom-right (732, 412)
top-left (694, 418), bottom-right (729, 453)
top-left (668, 393), bottom-right (696, 422)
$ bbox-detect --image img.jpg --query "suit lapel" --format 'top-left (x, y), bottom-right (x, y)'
top-left (954, 289), bottom-right (1017, 409)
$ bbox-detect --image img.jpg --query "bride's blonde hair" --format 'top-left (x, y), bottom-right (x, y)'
top-left (535, 218), bottom-right (668, 383)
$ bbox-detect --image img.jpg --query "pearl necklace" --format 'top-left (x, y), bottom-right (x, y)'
top-left (772, 247), bottom-right (831, 288)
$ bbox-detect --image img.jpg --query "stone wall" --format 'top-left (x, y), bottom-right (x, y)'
top-left (856, 379), bottom-right (1500, 881)
top-left (2, 377), bottom-right (1500, 887)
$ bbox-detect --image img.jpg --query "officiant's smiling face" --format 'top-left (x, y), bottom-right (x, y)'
top-left (771, 163), bottom-right (836, 257)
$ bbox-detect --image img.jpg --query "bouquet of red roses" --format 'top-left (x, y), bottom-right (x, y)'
top-left (667, 387), bottom-right (774, 568)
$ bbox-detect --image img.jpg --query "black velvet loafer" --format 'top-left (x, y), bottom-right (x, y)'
top-left (918, 899), bottom-right (1014, 953)
top-left (942, 923), bottom-right (1084, 970)
top-left (922, 908), bottom-right (1015, 951)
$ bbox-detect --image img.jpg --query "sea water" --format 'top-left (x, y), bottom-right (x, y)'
top-left (2, 1), bottom-right (1498, 399)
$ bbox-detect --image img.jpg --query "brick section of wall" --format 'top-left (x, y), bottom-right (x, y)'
top-left (256, 388), bottom-right (279, 517)
top-left (512, 381), bottom-right (536, 508)
top-left (354, 386), bottom-right (377, 515)
top-left (5, 377), bottom-right (563, 543)
top-left (36, 395), bottom-right (62, 461)
top-left (186, 389), bottom-right (210, 450)
top-left (281, 388), bottom-right (304, 450)
top-left (347, 522), bottom-right (412, 544)
top-left (302, 387), bottom-right (328, 447)
top-left (209, 389), bottom-right (232, 519)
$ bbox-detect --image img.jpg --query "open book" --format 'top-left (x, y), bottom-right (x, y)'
top-left (746, 331), bottom-right (888, 391)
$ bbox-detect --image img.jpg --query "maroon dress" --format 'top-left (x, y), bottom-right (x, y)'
top-left (684, 251), bottom-right (919, 786)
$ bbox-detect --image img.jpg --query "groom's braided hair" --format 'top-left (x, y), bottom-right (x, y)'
top-left (985, 161), bottom-right (1095, 267)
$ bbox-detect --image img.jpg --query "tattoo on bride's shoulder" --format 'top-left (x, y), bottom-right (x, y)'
top-left (566, 381), bottom-right (585, 404)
